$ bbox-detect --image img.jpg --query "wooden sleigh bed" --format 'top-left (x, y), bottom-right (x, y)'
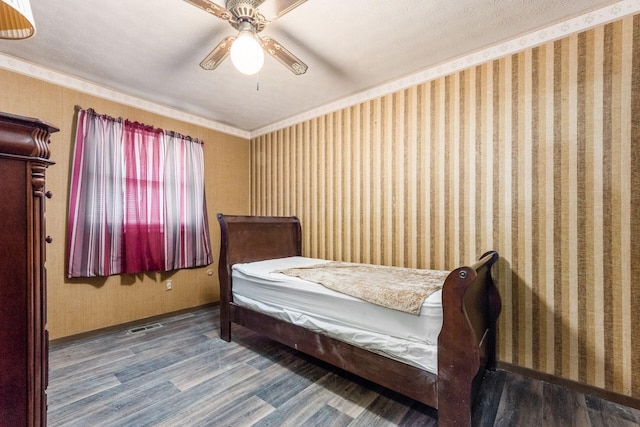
top-left (217, 214), bottom-right (501, 426)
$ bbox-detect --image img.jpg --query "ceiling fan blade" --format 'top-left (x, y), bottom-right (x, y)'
top-left (260, 0), bottom-right (307, 21)
top-left (261, 37), bottom-right (308, 75)
top-left (183, 0), bottom-right (232, 21)
top-left (199, 36), bottom-right (236, 70)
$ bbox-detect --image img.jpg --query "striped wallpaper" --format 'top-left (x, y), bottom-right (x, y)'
top-left (251, 15), bottom-right (640, 398)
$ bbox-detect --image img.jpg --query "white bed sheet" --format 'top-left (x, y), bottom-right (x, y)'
top-left (231, 256), bottom-right (446, 373)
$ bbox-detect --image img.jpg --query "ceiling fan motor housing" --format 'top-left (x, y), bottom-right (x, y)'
top-left (226, 0), bottom-right (266, 31)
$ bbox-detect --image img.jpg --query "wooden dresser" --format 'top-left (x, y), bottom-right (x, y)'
top-left (0, 112), bottom-right (58, 426)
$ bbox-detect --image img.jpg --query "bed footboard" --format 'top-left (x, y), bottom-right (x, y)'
top-left (437, 251), bottom-right (501, 427)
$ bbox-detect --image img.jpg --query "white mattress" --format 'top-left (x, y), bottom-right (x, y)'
top-left (231, 256), bottom-right (447, 373)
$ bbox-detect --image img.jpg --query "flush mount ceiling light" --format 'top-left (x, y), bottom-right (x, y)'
top-left (0, 0), bottom-right (35, 40)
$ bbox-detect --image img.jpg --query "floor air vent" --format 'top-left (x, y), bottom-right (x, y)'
top-left (126, 323), bottom-right (163, 335)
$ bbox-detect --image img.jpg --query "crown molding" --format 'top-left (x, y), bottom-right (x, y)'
top-left (0, 54), bottom-right (251, 139)
top-left (251, 0), bottom-right (640, 138)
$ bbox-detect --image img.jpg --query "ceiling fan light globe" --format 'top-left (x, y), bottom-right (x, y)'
top-left (230, 31), bottom-right (264, 75)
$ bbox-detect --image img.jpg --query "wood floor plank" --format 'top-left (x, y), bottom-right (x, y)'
top-left (163, 346), bottom-right (248, 391)
top-left (193, 395), bottom-right (276, 427)
top-left (348, 393), bottom-right (412, 426)
top-left (49, 342), bottom-right (137, 372)
top-left (326, 377), bottom-right (381, 419)
top-left (493, 368), bottom-right (544, 425)
top-left (348, 386), bottom-right (425, 427)
top-left (156, 394), bottom-right (274, 427)
top-left (588, 408), bottom-right (640, 427)
top-left (252, 383), bottom-right (333, 426)
top-left (113, 337), bottom-right (217, 384)
top-left (397, 402), bottom-right (438, 427)
top-left (251, 371), bottom-right (361, 427)
top-left (472, 369), bottom-right (507, 426)
top-left (585, 394), bottom-right (640, 425)
top-left (47, 372), bottom-right (122, 410)
top-left (133, 350), bottom-right (322, 427)
top-left (47, 305), bottom-right (640, 426)
top-left (303, 404), bottom-right (355, 426)
top-left (542, 381), bottom-right (591, 427)
top-left (255, 361), bottom-right (331, 408)
top-left (48, 347), bottom-right (136, 385)
top-left (101, 358), bottom-right (263, 426)
top-left (259, 370), bottom-right (379, 426)
top-left (49, 378), bottom-right (179, 427)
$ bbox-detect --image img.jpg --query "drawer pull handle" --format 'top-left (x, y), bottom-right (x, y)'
top-left (45, 236), bottom-right (53, 244)
top-left (45, 191), bottom-right (53, 199)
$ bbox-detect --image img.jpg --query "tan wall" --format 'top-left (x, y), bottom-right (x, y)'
top-left (0, 68), bottom-right (250, 339)
top-left (251, 15), bottom-right (640, 398)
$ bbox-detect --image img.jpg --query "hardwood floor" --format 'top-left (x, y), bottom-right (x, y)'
top-left (48, 306), bottom-right (640, 426)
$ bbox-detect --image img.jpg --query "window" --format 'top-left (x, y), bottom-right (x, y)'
top-left (66, 108), bottom-right (212, 277)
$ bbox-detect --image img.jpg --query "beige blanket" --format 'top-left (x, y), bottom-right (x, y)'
top-left (278, 261), bottom-right (450, 315)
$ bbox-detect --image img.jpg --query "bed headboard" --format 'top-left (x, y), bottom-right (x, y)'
top-left (217, 214), bottom-right (302, 340)
top-left (217, 214), bottom-right (302, 268)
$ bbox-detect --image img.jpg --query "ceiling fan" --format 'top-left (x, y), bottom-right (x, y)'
top-left (184, 0), bottom-right (309, 75)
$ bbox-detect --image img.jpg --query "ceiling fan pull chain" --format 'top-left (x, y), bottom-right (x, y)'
top-left (256, 72), bottom-right (260, 91)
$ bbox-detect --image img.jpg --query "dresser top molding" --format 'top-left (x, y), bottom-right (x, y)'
top-left (0, 111), bottom-right (59, 160)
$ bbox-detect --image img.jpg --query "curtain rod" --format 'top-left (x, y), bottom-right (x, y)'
top-left (74, 106), bottom-right (204, 144)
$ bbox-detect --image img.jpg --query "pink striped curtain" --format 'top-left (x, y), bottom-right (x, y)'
top-left (66, 108), bottom-right (212, 277)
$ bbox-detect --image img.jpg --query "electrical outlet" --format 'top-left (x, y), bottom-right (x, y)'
top-left (165, 280), bottom-right (172, 291)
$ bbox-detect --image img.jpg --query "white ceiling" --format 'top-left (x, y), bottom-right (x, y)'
top-left (0, 0), bottom-right (622, 134)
